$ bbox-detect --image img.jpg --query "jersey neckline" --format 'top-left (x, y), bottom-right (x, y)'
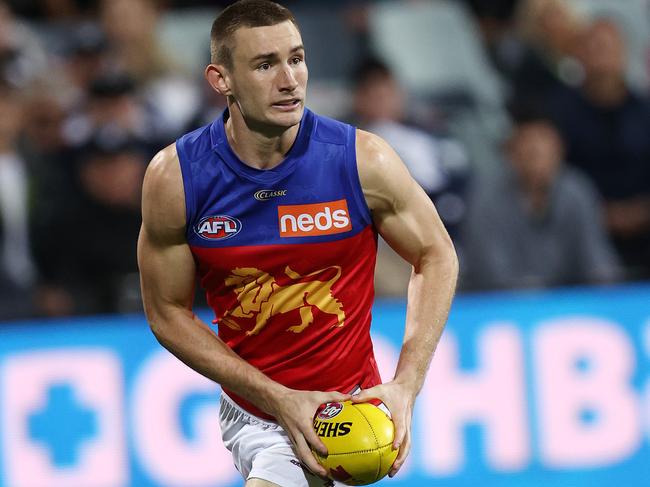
top-left (210, 108), bottom-right (314, 184)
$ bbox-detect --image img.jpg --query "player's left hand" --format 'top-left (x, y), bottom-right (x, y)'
top-left (350, 381), bottom-right (415, 477)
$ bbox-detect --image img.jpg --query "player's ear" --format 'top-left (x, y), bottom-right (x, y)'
top-left (205, 64), bottom-right (232, 96)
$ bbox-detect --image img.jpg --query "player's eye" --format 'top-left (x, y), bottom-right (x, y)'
top-left (291, 56), bottom-right (303, 65)
top-left (257, 62), bottom-right (271, 71)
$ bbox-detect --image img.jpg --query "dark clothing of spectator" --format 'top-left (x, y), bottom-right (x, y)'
top-left (0, 152), bottom-right (36, 320)
top-left (508, 47), bottom-right (582, 105)
top-left (550, 87), bottom-right (650, 200)
top-left (26, 136), bottom-right (145, 315)
top-left (549, 86), bottom-right (650, 275)
top-left (461, 166), bottom-right (621, 291)
top-left (33, 180), bottom-right (142, 315)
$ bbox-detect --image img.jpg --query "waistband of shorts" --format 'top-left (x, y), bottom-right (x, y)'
top-left (220, 391), bottom-right (280, 429)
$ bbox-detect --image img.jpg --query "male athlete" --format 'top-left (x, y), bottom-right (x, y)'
top-left (138, 1), bottom-right (458, 486)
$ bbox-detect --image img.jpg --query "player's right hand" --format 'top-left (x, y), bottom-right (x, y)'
top-left (266, 388), bottom-right (351, 477)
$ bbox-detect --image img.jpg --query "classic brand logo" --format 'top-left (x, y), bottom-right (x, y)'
top-left (195, 215), bottom-right (241, 240)
top-left (278, 199), bottom-right (352, 237)
top-left (254, 189), bottom-right (287, 201)
top-left (316, 402), bottom-right (344, 420)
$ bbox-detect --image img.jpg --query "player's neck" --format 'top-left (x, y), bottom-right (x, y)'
top-left (225, 105), bottom-right (300, 171)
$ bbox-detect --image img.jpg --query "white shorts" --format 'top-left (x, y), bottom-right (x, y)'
top-left (219, 392), bottom-right (345, 487)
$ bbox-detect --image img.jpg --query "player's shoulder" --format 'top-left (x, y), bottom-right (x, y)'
top-left (355, 129), bottom-right (402, 177)
top-left (142, 143), bottom-right (186, 233)
top-left (356, 129), bottom-right (392, 159)
top-left (355, 129), bottom-right (415, 212)
top-left (145, 143), bottom-right (181, 196)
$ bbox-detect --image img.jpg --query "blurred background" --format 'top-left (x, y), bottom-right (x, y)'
top-left (0, 0), bottom-right (649, 486)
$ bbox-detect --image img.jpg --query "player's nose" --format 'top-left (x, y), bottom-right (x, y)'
top-left (277, 64), bottom-right (299, 91)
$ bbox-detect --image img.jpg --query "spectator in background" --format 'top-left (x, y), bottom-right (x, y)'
top-left (351, 58), bottom-right (470, 237)
top-left (469, 0), bottom-right (586, 104)
top-left (460, 104), bottom-right (621, 291)
top-left (184, 79), bottom-right (227, 132)
top-left (350, 57), bottom-right (470, 295)
top-left (100, 0), bottom-right (169, 84)
top-left (4, 0), bottom-right (98, 20)
top-left (0, 0), bottom-right (48, 88)
top-left (16, 68), bottom-right (149, 317)
top-left (62, 71), bottom-right (164, 155)
top-left (509, 0), bottom-right (586, 101)
top-left (100, 0), bottom-right (200, 135)
top-left (183, 50), bottom-right (227, 132)
top-left (33, 135), bottom-right (146, 315)
top-left (464, 0), bottom-right (521, 80)
top-left (59, 23), bottom-right (110, 107)
top-left (18, 86), bottom-right (81, 316)
top-left (0, 80), bottom-right (37, 319)
top-left (549, 19), bottom-right (650, 280)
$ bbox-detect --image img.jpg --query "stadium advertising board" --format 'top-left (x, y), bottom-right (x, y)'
top-left (1, 284), bottom-right (649, 486)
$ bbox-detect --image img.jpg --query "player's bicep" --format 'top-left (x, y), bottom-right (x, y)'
top-left (137, 224), bottom-right (196, 322)
top-left (377, 191), bottom-right (446, 270)
top-left (138, 144), bottom-right (195, 326)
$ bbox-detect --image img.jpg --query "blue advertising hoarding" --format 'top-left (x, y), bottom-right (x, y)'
top-left (1, 284), bottom-right (649, 486)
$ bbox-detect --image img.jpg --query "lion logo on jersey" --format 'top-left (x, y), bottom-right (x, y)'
top-left (220, 266), bottom-right (345, 335)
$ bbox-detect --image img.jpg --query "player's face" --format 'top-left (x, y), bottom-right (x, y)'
top-left (509, 122), bottom-right (563, 191)
top-left (227, 21), bottom-right (307, 130)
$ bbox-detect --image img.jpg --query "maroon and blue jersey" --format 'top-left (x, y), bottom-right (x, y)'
top-left (176, 108), bottom-right (381, 419)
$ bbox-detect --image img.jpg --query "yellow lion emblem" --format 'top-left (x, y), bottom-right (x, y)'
top-left (221, 265), bottom-right (345, 335)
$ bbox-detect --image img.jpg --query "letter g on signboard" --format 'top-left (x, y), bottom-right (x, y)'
top-left (132, 350), bottom-right (238, 487)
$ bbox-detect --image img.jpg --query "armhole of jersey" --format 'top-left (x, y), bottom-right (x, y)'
top-left (345, 125), bottom-right (373, 228)
top-left (175, 138), bottom-right (197, 239)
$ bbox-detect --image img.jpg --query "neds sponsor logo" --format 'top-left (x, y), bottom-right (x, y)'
top-left (278, 199), bottom-right (351, 237)
top-left (195, 215), bottom-right (241, 240)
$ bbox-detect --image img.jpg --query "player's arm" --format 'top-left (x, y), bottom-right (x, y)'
top-left (138, 145), bottom-right (345, 476)
top-left (352, 130), bottom-right (459, 476)
top-left (138, 145), bottom-right (281, 407)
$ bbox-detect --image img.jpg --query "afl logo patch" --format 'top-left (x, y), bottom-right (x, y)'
top-left (254, 189), bottom-right (287, 201)
top-left (195, 215), bottom-right (242, 240)
top-left (316, 402), bottom-right (344, 420)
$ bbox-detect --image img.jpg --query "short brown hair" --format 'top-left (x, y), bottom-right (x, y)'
top-left (210, 0), bottom-right (298, 69)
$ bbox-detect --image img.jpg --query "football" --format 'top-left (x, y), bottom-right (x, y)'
top-left (312, 400), bottom-right (398, 485)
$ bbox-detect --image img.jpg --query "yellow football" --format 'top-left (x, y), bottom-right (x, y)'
top-left (312, 400), bottom-right (398, 485)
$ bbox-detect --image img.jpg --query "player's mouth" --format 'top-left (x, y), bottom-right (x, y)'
top-left (272, 98), bottom-right (302, 111)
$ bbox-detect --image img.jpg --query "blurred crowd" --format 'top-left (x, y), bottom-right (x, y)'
top-left (0, 0), bottom-right (649, 320)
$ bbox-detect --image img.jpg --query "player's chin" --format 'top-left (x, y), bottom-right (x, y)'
top-left (269, 102), bottom-right (304, 125)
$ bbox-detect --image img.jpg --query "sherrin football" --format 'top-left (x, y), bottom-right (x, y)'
top-left (312, 400), bottom-right (398, 485)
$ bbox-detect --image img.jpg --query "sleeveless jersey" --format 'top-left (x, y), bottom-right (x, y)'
top-left (176, 108), bottom-right (381, 419)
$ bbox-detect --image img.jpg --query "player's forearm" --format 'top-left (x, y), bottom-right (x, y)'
top-left (148, 307), bottom-right (288, 414)
top-left (393, 243), bottom-right (458, 396)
